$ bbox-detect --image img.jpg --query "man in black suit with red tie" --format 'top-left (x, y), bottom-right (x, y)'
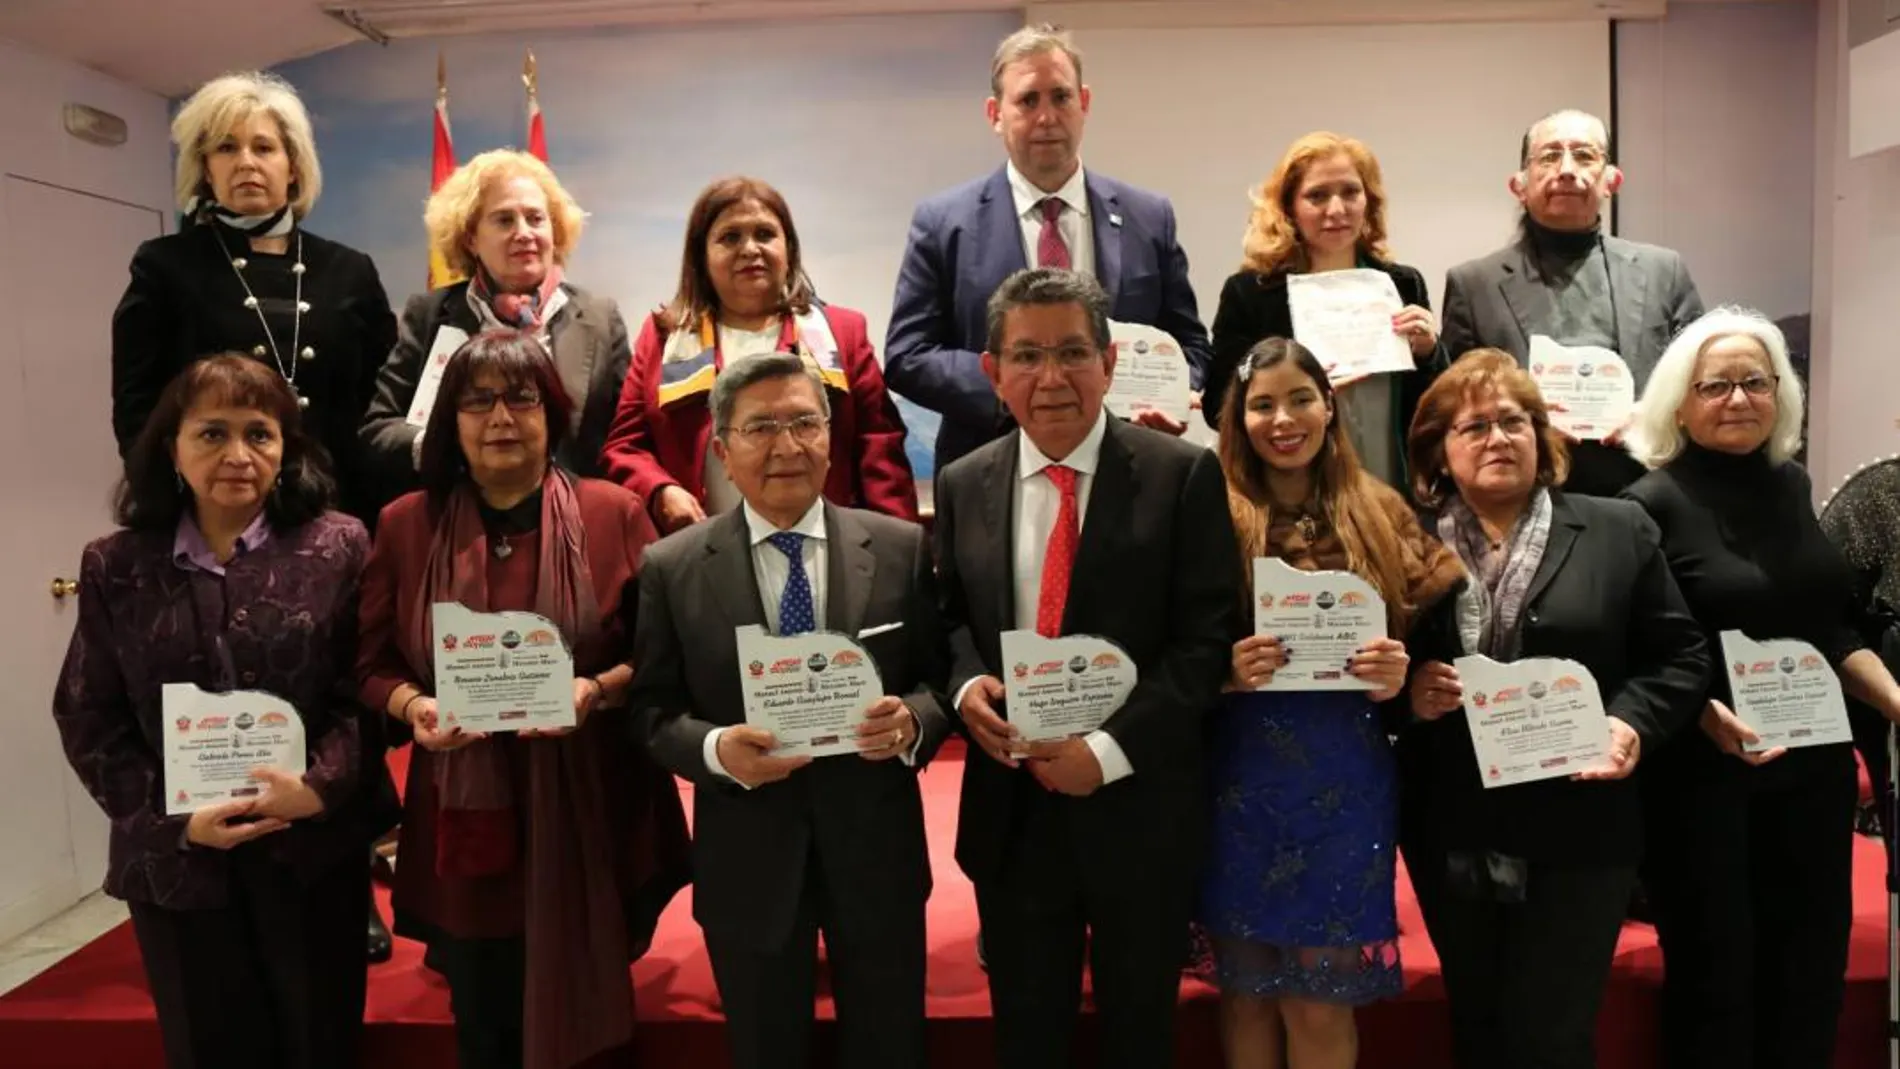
top-left (933, 267), bottom-right (1240, 1068)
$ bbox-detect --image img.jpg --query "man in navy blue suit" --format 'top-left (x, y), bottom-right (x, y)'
top-left (885, 23), bottom-right (1212, 472)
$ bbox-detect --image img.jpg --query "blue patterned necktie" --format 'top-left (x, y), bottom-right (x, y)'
top-left (767, 531), bottom-right (816, 636)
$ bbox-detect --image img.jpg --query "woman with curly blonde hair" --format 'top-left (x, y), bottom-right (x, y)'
top-left (361, 149), bottom-right (632, 509)
top-left (1205, 133), bottom-right (1439, 489)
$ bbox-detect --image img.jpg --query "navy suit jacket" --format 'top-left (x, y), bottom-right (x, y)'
top-left (885, 167), bottom-right (1212, 470)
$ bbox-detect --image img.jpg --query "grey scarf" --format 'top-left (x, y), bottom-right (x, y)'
top-left (1438, 488), bottom-right (1553, 660)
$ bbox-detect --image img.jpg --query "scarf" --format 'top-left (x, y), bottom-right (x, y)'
top-left (396, 471), bottom-right (640, 1068)
top-left (469, 262), bottom-right (568, 336)
top-left (194, 198), bottom-right (296, 239)
top-left (655, 307), bottom-right (850, 408)
top-left (1438, 488), bottom-right (1553, 660)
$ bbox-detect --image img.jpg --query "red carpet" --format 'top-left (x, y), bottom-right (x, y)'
top-left (1, 741), bottom-right (1890, 1068)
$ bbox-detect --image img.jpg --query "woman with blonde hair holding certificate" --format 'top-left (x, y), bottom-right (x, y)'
top-left (1621, 307), bottom-right (1900, 1069)
top-left (357, 331), bottom-right (688, 1069)
top-left (1202, 336), bottom-right (1462, 1068)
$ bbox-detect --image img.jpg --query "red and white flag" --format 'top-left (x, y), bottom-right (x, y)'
top-left (428, 51), bottom-right (460, 290)
top-left (524, 49), bottom-right (548, 162)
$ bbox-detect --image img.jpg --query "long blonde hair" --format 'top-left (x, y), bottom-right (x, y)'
top-left (1218, 337), bottom-right (1424, 634)
top-left (1240, 132), bottom-right (1391, 277)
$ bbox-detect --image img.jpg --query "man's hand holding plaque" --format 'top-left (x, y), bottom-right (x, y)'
top-left (998, 631), bottom-right (1139, 744)
top-left (736, 625), bottom-right (888, 759)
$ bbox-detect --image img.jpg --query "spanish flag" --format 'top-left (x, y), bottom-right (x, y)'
top-left (428, 51), bottom-right (460, 290)
top-left (524, 48), bottom-right (548, 162)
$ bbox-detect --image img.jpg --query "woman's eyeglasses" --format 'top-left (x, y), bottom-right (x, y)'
top-left (1451, 412), bottom-right (1534, 442)
top-left (457, 385), bottom-right (542, 413)
top-left (1690, 375), bottom-right (1777, 402)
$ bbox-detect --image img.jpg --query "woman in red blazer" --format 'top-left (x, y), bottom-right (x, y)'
top-left (601, 176), bottom-right (918, 533)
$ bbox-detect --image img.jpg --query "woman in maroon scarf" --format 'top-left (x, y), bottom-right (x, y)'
top-left (357, 330), bottom-right (689, 1069)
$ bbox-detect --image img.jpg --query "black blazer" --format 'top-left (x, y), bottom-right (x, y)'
top-left (111, 225), bottom-right (396, 520)
top-left (934, 416), bottom-right (1240, 888)
top-left (1396, 491), bottom-right (1709, 866)
top-left (358, 280), bottom-right (631, 510)
top-left (1205, 259), bottom-right (1440, 434)
top-left (628, 504), bottom-right (951, 952)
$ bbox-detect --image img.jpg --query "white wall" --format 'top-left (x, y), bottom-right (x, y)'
top-left (1072, 21), bottom-right (1612, 317)
top-left (0, 35), bottom-right (171, 941)
top-left (1811, 0), bottom-right (1900, 496)
top-left (1615, 2), bottom-right (1817, 321)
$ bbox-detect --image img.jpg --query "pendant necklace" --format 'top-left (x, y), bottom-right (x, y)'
top-left (220, 231), bottom-right (314, 409)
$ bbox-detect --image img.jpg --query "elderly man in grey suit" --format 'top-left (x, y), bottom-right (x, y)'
top-left (1441, 108), bottom-right (1704, 496)
top-left (627, 353), bottom-right (951, 1069)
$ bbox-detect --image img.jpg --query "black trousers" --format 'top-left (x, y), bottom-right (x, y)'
top-left (703, 842), bottom-right (927, 1069)
top-left (426, 934), bottom-right (529, 1069)
top-left (129, 850), bottom-right (370, 1069)
top-left (1643, 750), bottom-right (1857, 1069)
top-left (973, 788), bottom-right (1193, 1069)
top-left (1408, 849), bottom-right (1635, 1069)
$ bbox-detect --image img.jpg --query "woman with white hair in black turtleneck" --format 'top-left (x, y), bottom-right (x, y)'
top-left (1622, 306), bottom-right (1900, 1069)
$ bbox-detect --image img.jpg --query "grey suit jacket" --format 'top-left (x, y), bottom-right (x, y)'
top-left (628, 503), bottom-right (951, 950)
top-left (1439, 233), bottom-right (1704, 387)
top-left (358, 280), bottom-right (631, 509)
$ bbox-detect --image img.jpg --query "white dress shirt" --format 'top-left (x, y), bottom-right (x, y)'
top-left (1006, 160), bottom-right (1095, 279)
top-left (703, 499), bottom-right (919, 784)
top-left (956, 409), bottom-right (1134, 785)
top-left (703, 320), bottom-right (787, 516)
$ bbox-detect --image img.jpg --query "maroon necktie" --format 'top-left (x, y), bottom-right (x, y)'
top-left (1037, 197), bottom-right (1072, 270)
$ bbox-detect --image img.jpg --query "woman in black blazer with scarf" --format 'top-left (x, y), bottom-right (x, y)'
top-left (1207, 132), bottom-right (1441, 487)
top-left (360, 150), bottom-right (631, 511)
top-left (1396, 349), bottom-right (1708, 1069)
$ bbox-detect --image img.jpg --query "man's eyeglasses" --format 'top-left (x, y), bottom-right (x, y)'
top-left (727, 414), bottom-right (829, 446)
top-left (1000, 345), bottom-right (1100, 374)
top-left (1691, 375), bottom-right (1778, 402)
top-left (1451, 412), bottom-right (1535, 442)
top-left (1529, 144), bottom-right (1605, 171)
top-left (457, 385), bottom-right (542, 413)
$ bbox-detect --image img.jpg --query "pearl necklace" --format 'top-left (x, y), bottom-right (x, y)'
top-left (220, 231), bottom-right (313, 409)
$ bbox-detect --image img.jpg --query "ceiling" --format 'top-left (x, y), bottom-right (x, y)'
top-left (0, 0), bottom-right (1736, 98)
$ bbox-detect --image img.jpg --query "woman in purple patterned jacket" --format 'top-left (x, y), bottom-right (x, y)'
top-left (52, 354), bottom-right (397, 1069)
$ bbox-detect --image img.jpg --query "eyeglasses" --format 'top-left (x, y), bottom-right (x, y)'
top-left (457, 385), bottom-right (542, 413)
top-left (1451, 412), bottom-right (1535, 442)
top-left (1691, 375), bottom-right (1778, 402)
top-left (1000, 345), bottom-right (1101, 374)
top-left (727, 413), bottom-right (828, 446)
top-left (1529, 144), bottom-right (1605, 170)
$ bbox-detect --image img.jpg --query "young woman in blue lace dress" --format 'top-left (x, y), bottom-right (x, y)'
top-left (1202, 337), bottom-right (1463, 1068)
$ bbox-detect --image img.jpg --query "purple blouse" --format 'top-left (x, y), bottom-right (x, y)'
top-left (52, 511), bottom-right (395, 910)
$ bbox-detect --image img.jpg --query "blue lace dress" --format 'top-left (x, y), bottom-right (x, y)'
top-left (1197, 513), bottom-right (1404, 1005)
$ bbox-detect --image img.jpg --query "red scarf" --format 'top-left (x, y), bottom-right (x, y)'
top-left (471, 262), bottom-right (566, 330)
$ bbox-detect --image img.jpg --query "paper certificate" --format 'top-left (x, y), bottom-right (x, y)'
top-left (737, 626), bottom-right (886, 758)
top-left (405, 325), bottom-right (471, 428)
top-left (162, 683), bottom-right (306, 816)
top-left (432, 602), bottom-right (576, 733)
top-left (1252, 558), bottom-right (1386, 691)
top-left (1454, 656), bottom-right (1611, 789)
top-left (1286, 269), bottom-right (1415, 387)
top-left (1718, 631), bottom-right (1853, 751)
top-left (1105, 321), bottom-right (1193, 425)
top-left (1000, 631), bottom-right (1139, 743)
top-left (1528, 335), bottom-right (1634, 440)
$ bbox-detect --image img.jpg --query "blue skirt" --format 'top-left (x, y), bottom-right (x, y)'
top-left (1196, 688), bottom-right (1402, 1005)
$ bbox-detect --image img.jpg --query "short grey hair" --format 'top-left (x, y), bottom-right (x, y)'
top-left (990, 23), bottom-right (1083, 98)
top-left (171, 71), bottom-right (322, 217)
top-left (710, 353), bottom-right (831, 435)
top-left (1519, 108), bottom-right (1610, 168)
top-left (985, 267), bottom-right (1112, 359)
top-left (1623, 305), bottom-right (1806, 469)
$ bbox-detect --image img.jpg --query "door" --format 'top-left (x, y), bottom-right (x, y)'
top-left (0, 176), bottom-right (162, 942)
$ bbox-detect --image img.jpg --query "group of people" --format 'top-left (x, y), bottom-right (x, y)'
top-left (46, 17), bottom-right (1899, 1069)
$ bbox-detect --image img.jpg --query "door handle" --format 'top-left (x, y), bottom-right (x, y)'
top-left (50, 577), bottom-right (78, 599)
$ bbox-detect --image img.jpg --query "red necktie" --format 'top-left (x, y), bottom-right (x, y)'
top-left (1036, 465), bottom-right (1080, 637)
top-left (1036, 197), bottom-right (1072, 270)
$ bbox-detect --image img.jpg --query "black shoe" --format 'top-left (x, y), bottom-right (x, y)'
top-left (368, 893), bottom-right (394, 964)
